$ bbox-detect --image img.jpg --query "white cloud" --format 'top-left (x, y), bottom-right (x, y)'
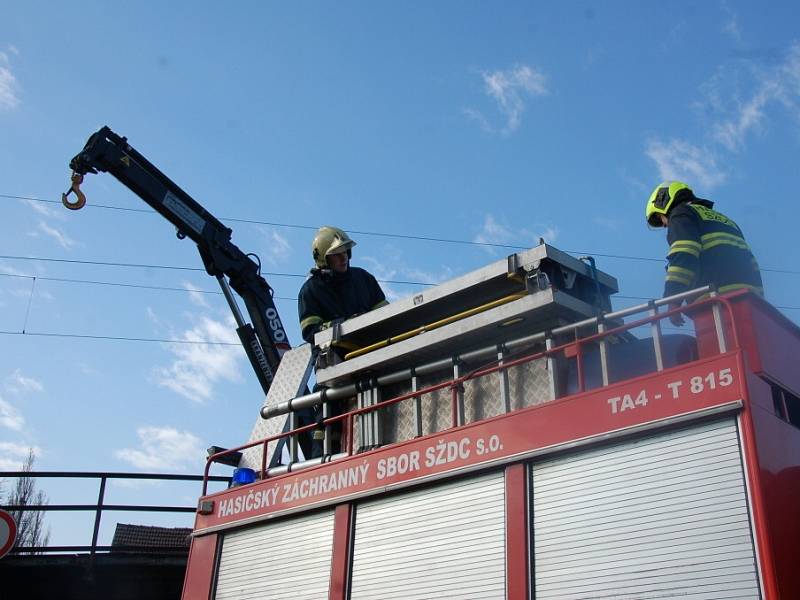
top-left (720, 2), bottom-right (742, 42)
top-left (645, 138), bottom-right (727, 189)
top-left (111, 478), bottom-right (161, 490)
top-left (10, 287), bottom-right (34, 300)
top-left (0, 262), bottom-right (32, 278)
top-left (181, 281), bottom-right (211, 308)
top-left (0, 457), bottom-right (23, 471)
top-left (0, 369), bottom-right (43, 432)
top-left (473, 214), bottom-right (515, 247)
top-left (400, 266), bottom-right (455, 286)
top-left (537, 226), bottom-right (559, 244)
top-left (357, 256), bottom-right (405, 302)
top-left (646, 43), bottom-right (800, 188)
top-left (259, 228), bottom-right (292, 265)
top-left (592, 217), bottom-right (620, 231)
top-left (26, 199), bottom-right (63, 219)
top-left (358, 251), bottom-right (455, 303)
top-left (0, 442), bottom-right (36, 456)
top-left (462, 107), bottom-right (494, 134)
top-left (4, 369), bottom-right (44, 394)
top-left (36, 221), bottom-right (77, 250)
top-left (146, 306), bottom-right (164, 327)
top-left (115, 426), bottom-right (204, 471)
top-left (78, 363), bottom-right (100, 376)
top-left (0, 442), bottom-right (39, 471)
top-left (467, 64), bottom-right (549, 134)
top-left (153, 315), bottom-right (243, 402)
top-left (713, 84), bottom-right (773, 152)
top-left (473, 214), bottom-right (559, 254)
top-left (701, 42), bottom-right (800, 152)
top-left (0, 50), bottom-right (20, 111)
top-left (0, 397), bottom-right (25, 430)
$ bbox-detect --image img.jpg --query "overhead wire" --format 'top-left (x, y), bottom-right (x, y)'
top-left (0, 255), bottom-right (436, 286)
top-left (0, 271), bottom-right (296, 301)
top-left (0, 330), bottom-right (240, 346)
top-left (1, 271), bottom-right (799, 311)
top-left (2, 193), bottom-right (797, 345)
top-left (4, 193), bottom-right (799, 275)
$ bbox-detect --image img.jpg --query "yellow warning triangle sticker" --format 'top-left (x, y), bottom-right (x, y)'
top-left (121, 155), bottom-right (130, 166)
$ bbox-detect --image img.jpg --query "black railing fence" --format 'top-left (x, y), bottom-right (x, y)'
top-left (0, 471), bottom-right (229, 555)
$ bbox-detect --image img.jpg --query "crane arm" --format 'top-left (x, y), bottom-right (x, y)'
top-left (66, 126), bottom-right (290, 395)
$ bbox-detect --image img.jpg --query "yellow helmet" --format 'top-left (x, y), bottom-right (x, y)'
top-left (646, 181), bottom-right (692, 227)
top-left (312, 226), bottom-right (356, 268)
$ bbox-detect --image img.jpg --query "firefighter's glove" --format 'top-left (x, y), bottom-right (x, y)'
top-left (321, 318), bottom-right (344, 330)
top-left (668, 302), bottom-right (685, 327)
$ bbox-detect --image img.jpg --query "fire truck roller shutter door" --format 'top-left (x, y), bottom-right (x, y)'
top-left (531, 418), bottom-right (760, 599)
top-left (214, 509), bottom-right (335, 599)
top-left (350, 471), bottom-right (506, 599)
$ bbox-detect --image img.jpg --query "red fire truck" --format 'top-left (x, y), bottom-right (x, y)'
top-left (189, 268), bottom-right (798, 598)
top-left (66, 128), bottom-right (799, 599)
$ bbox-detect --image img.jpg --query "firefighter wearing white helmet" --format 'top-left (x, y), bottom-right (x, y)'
top-left (297, 226), bottom-right (388, 458)
top-left (299, 225), bottom-right (388, 343)
top-left (311, 226), bottom-right (356, 269)
top-left (646, 181), bottom-right (763, 326)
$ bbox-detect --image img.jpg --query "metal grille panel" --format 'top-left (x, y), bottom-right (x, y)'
top-left (351, 471), bottom-right (506, 599)
top-left (239, 345), bottom-right (314, 469)
top-left (214, 509), bottom-right (334, 599)
top-left (379, 355), bottom-right (552, 446)
top-left (532, 418), bottom-right (760, 599)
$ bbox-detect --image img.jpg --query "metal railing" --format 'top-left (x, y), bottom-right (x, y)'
top-left (204, 287), bottom-right (746, 494)
top-left (0, 471), bottom-right (229, 555)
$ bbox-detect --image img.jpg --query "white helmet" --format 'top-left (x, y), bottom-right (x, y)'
top-left (311, 226), bottom-right (356, 268)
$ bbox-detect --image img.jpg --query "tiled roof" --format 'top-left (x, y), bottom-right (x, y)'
top-left (111, 523), bottom-right (192, 552)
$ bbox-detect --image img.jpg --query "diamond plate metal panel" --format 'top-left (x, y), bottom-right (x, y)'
top-left (375, 352), bottom-right (553, 446)
top-left (379, 381), bottom-right (418, 445)
top-left (418, 371), bottom-right (455, 437)
top-left (463, 369), bottom-right (503, 423)
top-left (240, 345), bottom-right (556, 461)
top-left (509, 357), bottom-right (553, 410)
top-left (238, 344), bottom-right (314, 470)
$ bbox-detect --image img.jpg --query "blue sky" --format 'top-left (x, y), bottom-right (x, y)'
top-left (1, 2), bottom-right (799, 545)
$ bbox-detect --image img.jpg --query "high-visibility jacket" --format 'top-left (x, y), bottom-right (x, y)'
top-left (298, 267), bottom-right (388, 343)
top-left (663, 200), bottom-right (763, 299)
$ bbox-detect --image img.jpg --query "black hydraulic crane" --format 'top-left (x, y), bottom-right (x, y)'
top-left (63, 126), bottom-right (291, 397)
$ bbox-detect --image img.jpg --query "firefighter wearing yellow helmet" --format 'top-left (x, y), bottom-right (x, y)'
top-left (299, 226), bottom-right (388, 343)
top-left (646, 181), bottom-right (763, 325)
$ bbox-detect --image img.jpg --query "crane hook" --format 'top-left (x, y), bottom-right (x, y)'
top-left (61, 172), bottom-right (86, 210)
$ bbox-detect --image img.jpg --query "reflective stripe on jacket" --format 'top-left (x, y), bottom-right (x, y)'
top-left (298, 266), bottom-right (387, 343)
top-left (663, 201), bottom-right (763, 299)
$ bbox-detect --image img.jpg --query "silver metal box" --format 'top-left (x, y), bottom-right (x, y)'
top-left (314, 243), bottom-right (617, 386)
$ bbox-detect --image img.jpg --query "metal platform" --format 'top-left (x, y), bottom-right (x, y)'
top-left (315, 243), bottom-right (616, 349)
top-left (317, 288), bottom-right (594, 385)
top-left (315, 243), bottom-right (617, 386)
